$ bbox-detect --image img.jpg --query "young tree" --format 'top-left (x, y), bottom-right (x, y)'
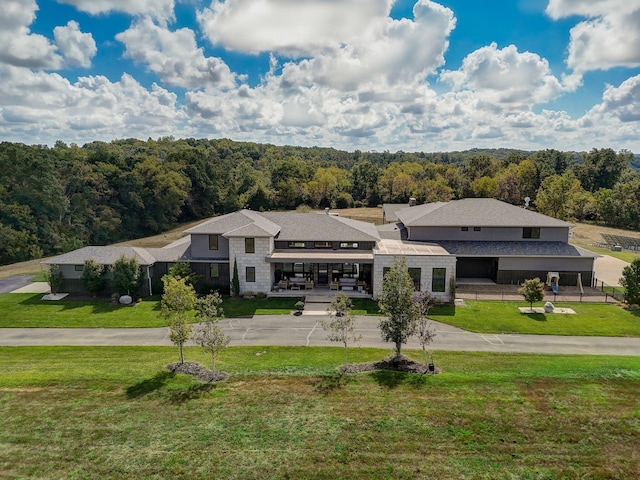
top-left (377, 257), bottom-right (419, 357)
top-left (412, 291), bottom-right (438, 365)
top-left (161, 275), bottom-right (196, 364)
top-left (194, 291), bottom-right (229, 372)
top-left (44, 265), bottom-right (64, 294)
top-left (167, 261), bottom-right (198, 286)
top-left (231, 257), bottom-right (240, 297)
top-left (620, 258), bottom-right (640, 306)
top-left (81, 259), bottom-right (106, 297)
top-left (112, 255), bottom-right (143, 296)
top-left (519, 278), bottom-right (545, 312)
top-left (322, 292), bottom-right (361, 366)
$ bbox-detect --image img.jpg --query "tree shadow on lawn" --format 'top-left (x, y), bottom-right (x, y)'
top-left (523, 312), bottom-right (548, 322)
top-left (126, 371), bottom-right (176, 398)
top-left (310, 373), bottom-right (354, 395)
top-left (126, 370), bottom-right (218, 405)
top-left (370, 370), bottom-right (431, 390)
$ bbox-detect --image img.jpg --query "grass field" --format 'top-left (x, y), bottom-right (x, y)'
top-left (0, 346), bottom-right (638, 479)
top-left (0, 294), bottom-right (380, 328)
top-left (430, 301), bottom-right (640, 337)
top-left (2, 294), bottom-right (638, 338)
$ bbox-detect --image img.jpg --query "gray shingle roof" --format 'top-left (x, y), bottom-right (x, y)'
top-left (184, 209), bottom-right (280, 237)
top-left (396, 198), bottom-right (572, 228)
top-left (436, 241), bottom-right (595, 257)
top-left (42, 246), bottom-right (157, 266)
top-left (260, 212), bottom-right (380, 242)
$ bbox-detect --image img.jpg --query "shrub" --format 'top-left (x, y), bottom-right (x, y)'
top-left (256, 292), bottom-right (266, 299)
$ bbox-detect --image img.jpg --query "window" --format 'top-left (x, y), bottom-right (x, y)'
top-left (314, 241), bottom-right (332, 249)
top-left (523, 227), bottom-right (541, 239)
top-left (74, 264), bottom-right (84, 271)
top-left (461, 227), bottom-right (468, 232)
top-left (208, 235), bottom-right (218, 251)
top-left (432, 268), bottom-right (446, 292)
top-left (210, 263), bottom-right (219, 278)
top-left (288, 242), bottom-right (306, 248)
top-left (408, 268), bottom-right (421, 291)
top-left (246, 266), bottom-right (256, 282)
top-left (473, 227), bottom-right (481, 232)
top-left (245, 237), bottom-right (255, 253)
top-left (340, 242), bottom-right (359, 249)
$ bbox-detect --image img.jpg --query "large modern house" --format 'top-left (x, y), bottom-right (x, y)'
top-left (43, 199), bottom-right (596, 301)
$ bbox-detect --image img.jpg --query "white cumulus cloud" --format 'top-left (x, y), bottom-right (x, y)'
top-left (439, 43), bottom-right (564, 107)
top-left (546, 0), bottom-right (640, 73)
top-left (59, 0), bottom-right (176, 23)
top-left (198, 0), bottom-right (392, 57)
top-left (0, 0), bottom-right (62, 69)
top-left (54, 21), bottom-right (97, 68)
top-left (116, 18), bottom-right (236, 90)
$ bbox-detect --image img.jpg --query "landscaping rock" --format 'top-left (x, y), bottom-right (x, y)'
top-left (167, 361), bottom-right (227, 383)
top-left (119, 295), bottom-right (133, 305)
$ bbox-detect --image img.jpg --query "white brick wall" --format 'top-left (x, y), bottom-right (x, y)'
top-left (373, 254), bottom-right (456, 302)
top-left (228, 236), bottom-right (273, 295)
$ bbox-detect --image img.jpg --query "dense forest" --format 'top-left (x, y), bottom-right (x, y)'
top-left (0, 138), bottom-right (639, 266)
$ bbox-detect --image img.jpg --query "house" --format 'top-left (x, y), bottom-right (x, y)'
top-left (42, 199), bottom-right (595, 300)
top-left (385, 198), bottom-right (596, 286)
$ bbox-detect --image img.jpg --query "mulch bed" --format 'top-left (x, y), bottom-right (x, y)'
top-left (167, 361), bottom-right (228, 383)
top-left (339, 354), bottom-right (439, 375)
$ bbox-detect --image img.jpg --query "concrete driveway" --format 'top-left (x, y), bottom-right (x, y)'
top-left (593, 254), bottom-right (630, 286)
top-left (2, 315), bottom-right (639, 356)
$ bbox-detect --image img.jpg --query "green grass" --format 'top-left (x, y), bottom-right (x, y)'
top-left (0, 294), bottom-right (381, 328)
top-left (431, 300), bottom-right (640, 336)
top-left (0, 346), bottom-right (639, 479)
top-left (571, 242), bottom-right (640, 263)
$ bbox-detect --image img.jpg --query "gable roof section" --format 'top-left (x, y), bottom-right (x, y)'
top-left (260, 212), bottom-right (381, 242)
top-left (184, 209), bottom-right (280, 237)
top-left (396, 198), bottom-right (572, 228)
top-left (42, 246), bottom-right (157, 266)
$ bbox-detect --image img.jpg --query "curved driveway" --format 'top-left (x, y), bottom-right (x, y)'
top-left (1, 315), bottom-right (639, 356)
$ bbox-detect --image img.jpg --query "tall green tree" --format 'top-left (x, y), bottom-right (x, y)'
top-left (377, 257), bottom-right (419, 357)
top-left (162, 275), bottom-right (196, 364)
top-left (111, 256), bottom-right (143, 296)
top-left (81, 259), bottom-right (106, 297)
top-left (620, 258), bottom-right (640, 306)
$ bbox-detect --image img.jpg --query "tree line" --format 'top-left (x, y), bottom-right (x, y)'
top-left (1, 137), bottom-right (638, 265)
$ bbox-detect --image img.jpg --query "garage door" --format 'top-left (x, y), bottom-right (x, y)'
top-left (456, 257), bottom-right (498, 280)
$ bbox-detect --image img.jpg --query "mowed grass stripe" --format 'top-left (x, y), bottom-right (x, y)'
top-left (0, 347), bottom-right (639, 479)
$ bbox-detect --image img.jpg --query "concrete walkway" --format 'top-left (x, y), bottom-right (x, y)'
top-left (2, 315), bottom-right (639, 356)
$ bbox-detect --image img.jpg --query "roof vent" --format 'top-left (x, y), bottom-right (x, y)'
top-left (409, 197), bottom-right (417, 207)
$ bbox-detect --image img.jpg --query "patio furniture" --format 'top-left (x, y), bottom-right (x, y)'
top-left (278, 279), bottom-right (289, 289)
top-left (339, 278), bottom-right (357, 291)
top-left (330, 281), bottom-right (339, 290)
top-left (305, 279), bottom-right (314, 289)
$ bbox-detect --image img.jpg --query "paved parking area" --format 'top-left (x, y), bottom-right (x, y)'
top-left (0, 275), bottom-right (36, 293)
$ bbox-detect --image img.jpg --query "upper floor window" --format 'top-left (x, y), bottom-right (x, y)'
top-left (74, 264), bottom-right (84, 271)
top-left (523, 227), bottom-right (541, 239)
top-left (340, 242), bottom-right (359, 249)
top-left (209, 235), bottom-right (218, 251)
top-left (314, 241), bottom-right (332, 249)
top-left (288, 242), bottom-right (306, 248)
top-left (461, 227), bottom-right (468, 232)
top-left (245, 237), bottom-right (255, 253)
top-left (473, 227), bottom-right (481, 232)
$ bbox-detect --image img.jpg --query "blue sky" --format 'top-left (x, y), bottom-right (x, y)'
top-left (2, 0), bottom-right (640, 152)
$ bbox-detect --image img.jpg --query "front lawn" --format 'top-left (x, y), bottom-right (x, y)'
top-left (0, 346), bottom-right (639, 479)
top-left (430, 300), bottom-right (640, 337)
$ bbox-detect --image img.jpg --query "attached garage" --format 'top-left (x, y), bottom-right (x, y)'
top-left (456, 257), bottom-right (498, 281)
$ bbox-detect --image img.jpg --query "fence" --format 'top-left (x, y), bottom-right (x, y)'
top-left (456, 284), bottom-right (621, 303)
top-left (593, 279), bottom-right (626, 303)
